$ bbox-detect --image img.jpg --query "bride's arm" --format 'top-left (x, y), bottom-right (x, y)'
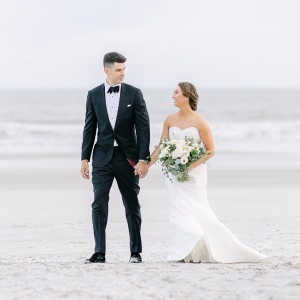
top-left (189, 117), bottom-right (215, 170)
top-left (148, 117), bottom-right (170, 168)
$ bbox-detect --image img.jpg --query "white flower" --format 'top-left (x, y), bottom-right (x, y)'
top-left (181, 156), bottom-right (188, 164)
top-left (159, 148), bottom-right (169, 158)
top-left (186, 145), bottom-right (193, 153)
top-left (172, 148), bottom-right (184, 159)
top-left (176, 144), bottom-right (184, 150)
top-left (170, 139), bottom-right (185, 145)
top-left (177, 140), bottom-right (186, 145)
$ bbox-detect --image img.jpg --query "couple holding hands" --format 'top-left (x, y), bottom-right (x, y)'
top-left (81, 52), bottom-right (267, 264)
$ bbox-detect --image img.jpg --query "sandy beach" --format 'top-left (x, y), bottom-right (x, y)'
top-left (1, 0), bottom-right (300, 298)
top-left (1, 153), bottom-right (300, 300)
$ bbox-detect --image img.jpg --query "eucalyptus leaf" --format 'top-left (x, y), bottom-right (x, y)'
top-left (171, 170), bottom-right (178, 176)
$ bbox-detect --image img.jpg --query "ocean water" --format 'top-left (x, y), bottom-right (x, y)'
top-left (0, 89), bottom-right (299, 157)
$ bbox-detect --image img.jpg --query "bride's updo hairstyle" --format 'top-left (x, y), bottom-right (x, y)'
top-left (178, 82), bottom-right (199, 111)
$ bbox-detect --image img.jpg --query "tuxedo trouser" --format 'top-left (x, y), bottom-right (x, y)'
top-left (91, 146), bottom-right (142, 254)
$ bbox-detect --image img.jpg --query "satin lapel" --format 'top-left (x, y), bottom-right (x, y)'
top-left (114, 84), bottom-right (130, 131)
top-left (96, 84), bottom-right (113, 131)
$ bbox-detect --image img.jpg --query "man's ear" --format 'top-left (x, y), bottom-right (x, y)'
top-left (104, 68), bottom-right (109, 75)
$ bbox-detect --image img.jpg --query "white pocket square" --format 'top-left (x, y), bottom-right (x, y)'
top-left (127, 104), bottom-right (131, 107)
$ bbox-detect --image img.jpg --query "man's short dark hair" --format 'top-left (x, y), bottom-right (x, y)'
top-left (103, 52), bottom-right (127, 68)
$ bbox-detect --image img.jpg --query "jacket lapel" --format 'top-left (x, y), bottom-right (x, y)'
top-left (114, 83), bottom-right (130, 131)
top-left (96, 84), bottom-right (113, 131)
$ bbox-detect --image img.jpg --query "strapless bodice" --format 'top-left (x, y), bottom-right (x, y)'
top-left (169, 126), bottom-right (202, 144)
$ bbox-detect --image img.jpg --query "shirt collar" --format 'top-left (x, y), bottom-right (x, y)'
top-left (104, 80), bottom-right (121, 93)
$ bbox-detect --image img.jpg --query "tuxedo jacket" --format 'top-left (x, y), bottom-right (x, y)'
top-left (81, 83), bottom-right (150, 167)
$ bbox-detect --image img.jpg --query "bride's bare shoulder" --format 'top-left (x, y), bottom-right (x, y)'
top-left (195, 112), bottom-right (206, 121)
top-left (164, 113), bottom-right (178, 126)
top-left (194, 113), bottom-right (210, 132)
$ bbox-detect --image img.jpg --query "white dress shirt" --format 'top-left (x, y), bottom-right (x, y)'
top-left (104, 81), bottom-right (121, 146)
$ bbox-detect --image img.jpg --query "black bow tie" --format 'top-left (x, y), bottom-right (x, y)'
top-left (107, 86), bottom-right (120, 94)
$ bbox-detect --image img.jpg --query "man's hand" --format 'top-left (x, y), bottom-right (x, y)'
top-left (134, 162), bottom-right (149, 179)
top-left (81, 160), bottom-right (90, 179)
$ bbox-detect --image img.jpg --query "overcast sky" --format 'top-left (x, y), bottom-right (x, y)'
top-left (0, 0), bottom-right (299, 89)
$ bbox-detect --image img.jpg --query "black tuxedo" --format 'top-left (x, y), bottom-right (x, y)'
top-left (81, 83), bottom-right (150, 166)
top-left (81, 83), bottom-right (150, 254)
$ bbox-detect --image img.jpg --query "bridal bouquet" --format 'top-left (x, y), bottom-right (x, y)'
top-left (157, 137), bottom-right (208, 182)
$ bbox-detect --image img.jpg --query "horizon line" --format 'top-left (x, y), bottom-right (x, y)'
top-left (1, 87), bottom-right (300, 91)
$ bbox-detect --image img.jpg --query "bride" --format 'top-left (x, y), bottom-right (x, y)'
top-left (147, 82), bottom-right (268, 263)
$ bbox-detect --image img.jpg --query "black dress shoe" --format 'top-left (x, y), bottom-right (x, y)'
top-left (85, 252), bottom-right (105, 263)
top-left (129, 252), bottom-right (142, 263)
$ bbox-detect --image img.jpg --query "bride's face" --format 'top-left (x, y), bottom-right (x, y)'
top-left (172, 86), bottom-right (187, 108)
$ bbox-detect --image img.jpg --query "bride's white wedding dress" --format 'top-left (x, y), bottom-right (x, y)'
top-left (165, 126), bottom-right (268, 263)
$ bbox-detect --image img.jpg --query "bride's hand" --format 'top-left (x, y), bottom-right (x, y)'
top-left (188, 162), bottom-right (198, 172)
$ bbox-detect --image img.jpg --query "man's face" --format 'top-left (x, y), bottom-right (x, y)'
top-left (104, 62), bottom-right (126, 85)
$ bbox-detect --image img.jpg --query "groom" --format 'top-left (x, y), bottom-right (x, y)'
top-left (80, 52), bottom-right (150, 263)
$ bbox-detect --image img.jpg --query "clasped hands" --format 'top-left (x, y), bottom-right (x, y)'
top-left (134, 161), bottom-right (149, 179)
top-left (81, 160), bottom-right (149, 179)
